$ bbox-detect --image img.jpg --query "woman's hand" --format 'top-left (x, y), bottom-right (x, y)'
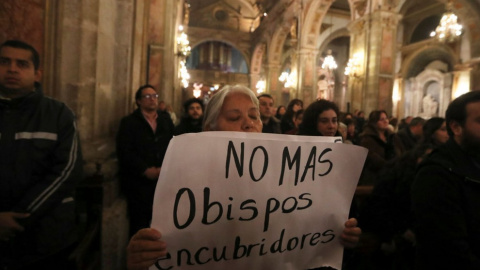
top-left (340, 218), bottom-right (362, 249)
top-left (127, 228), bottom-right (167, 270)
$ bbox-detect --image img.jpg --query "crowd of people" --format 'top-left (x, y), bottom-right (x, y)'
top-left (1, 39), bottom-right (480, 270)
top-left (123, 85), bottom-right (480, 270)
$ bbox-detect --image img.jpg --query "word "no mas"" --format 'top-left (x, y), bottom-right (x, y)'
top-left (225, 141), bottom-right (333, 186)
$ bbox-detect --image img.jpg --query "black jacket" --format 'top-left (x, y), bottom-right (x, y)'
top-left (358, 124), bottom-right (405, 186)
top-left (0, 88), bottom-right (83, 268)
top-left (412, 139), bottom-right (480, 270)
top-left (174, 116), bottom-right (203, 135)
top-left (116, 108), bottom-right (174, 199)
top-left (262, 116), bottom-right (281, 134)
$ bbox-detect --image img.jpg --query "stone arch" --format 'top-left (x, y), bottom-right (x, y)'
top-left (318, 28), bottom-right (350, 54)
top-left (267, 21), bottom-right (291, 66)
top-left (301, 0), bottom-right (336, 49)
top-left (250, 42), bottom-right (266, 90)
top-left (251, 42), bottom-right (266, 75)
top-left (401, 44), bottom-right (457, 79)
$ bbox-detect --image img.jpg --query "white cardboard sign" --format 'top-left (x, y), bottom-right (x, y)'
top-left (150, 132), bottom-right (367, 270)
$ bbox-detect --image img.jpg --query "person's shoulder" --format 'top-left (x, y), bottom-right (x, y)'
top-left (118, 110), bottom-right (142, 127)
top-left (271, 116), bottom-right (281, 124)
top-left (39, 95), bottom-right (77, 117)
top-left (416, 143), bottom-right (454, 175)
top-left (121, 109), bottom-right (139, 119)
top-left (358, 126), bottom-right (377, 141)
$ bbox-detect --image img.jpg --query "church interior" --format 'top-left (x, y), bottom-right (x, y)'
top-left (1, 0), bottom-right (480, 268)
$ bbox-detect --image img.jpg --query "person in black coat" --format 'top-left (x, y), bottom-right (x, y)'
top-left (0, 40), bottom-right (83, 270)
top-left (412, 91), bottom-right (480, 270)
top-left (116, 84), bottom-right (174, 237)
top-left (174, 98), bottom-right (204, 135)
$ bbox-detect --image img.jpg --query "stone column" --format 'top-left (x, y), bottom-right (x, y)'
top-left (209, 41), bottom-right (214, 66)
top-left (226, 46), bottom-right (232, 68)
top-left (250, 73), bottom-right (261, 94)
top-left (265, 64), bottom-right (281, 103)
top-left (346, 17), bottom-right (366, 113)
top-left (219, 43), bottom-right (225, 69)
top-left (366, 10), bottom-right (401, 114)
top-left (297, 47), bottom-right (318, 105)
top-left (199, 43), bottom-right (205, 65)
top-left (347, 7), bottom-right (401, 114)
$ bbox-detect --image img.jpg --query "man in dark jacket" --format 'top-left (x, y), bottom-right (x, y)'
top-left (0, 40), bottom-right (83, 269)
top-left (412, 90), bottom-right (480, 270)
top-left (258, 94), bottom-right (281, 134)
top-left (174, 98), bottom-right (203, 135)
top-left (116, 84), bottom-right (174, 237)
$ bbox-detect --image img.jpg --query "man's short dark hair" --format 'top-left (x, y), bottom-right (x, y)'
top-left (0, 40), bottom-right (40, 70)
top-left (135, 84), bottom-right (156, 101)
top-left (134, 84), bottom-right (156, 108)
top-left (257, 93), bottom-right (274, 100)
top-left (446, 91), bottom-right (480, 136)
top-left (183, 98), bottom-right (204, 113)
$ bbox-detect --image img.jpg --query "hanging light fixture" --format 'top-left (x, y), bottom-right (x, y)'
top-left (322, 50), bottom-right (338, 70)
top-left (344, 53), bottom-right (362, 78)
top-left (256, 79), bottom-right (266, 94)
top-left (279, 71), bottom-right (289, 83)
top-left (279, 70), bottom-right (297, 88)
top-left (179, 60), bottom-right (190, 88)
top-left (321, 15), bottom-right (337, 70)
top-left (430, 1), bottom-right (463, 43)
top-left (177, 25), bottom-right (191, 56)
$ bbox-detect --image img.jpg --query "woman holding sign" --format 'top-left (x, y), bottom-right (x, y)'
top-left (126, 85), bottom-right (361, 270)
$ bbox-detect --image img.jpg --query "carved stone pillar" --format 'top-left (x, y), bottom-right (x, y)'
top-left (265, 64), bottom-right (281, 103)
top-left (199, 43), bottom-right (205, 65)
top-left (250, 73), bottom-right (261, 94)
top-left (226, 46), bottom-right (232, 67)
top-left (209, 41), bottom-right (214, 65)
top-left (296, 47), bottom-right (318, 105)
top-left (219, 43), bottom-right (225, 68)
top-left (346, 17), bottom-right (366, 113)
top-left (367, 10), bottom-right (401, 114)
top-left (347, 8), bottom-right (401, 114)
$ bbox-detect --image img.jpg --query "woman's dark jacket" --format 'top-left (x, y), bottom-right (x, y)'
top-left (358, 124), bottom-right (405, 186)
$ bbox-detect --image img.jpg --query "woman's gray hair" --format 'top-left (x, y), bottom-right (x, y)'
top-left (203, 84), bottom-right (259, 131)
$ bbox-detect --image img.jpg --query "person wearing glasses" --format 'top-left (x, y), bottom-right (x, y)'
top-left (116, 84), bottom-right (174, 237)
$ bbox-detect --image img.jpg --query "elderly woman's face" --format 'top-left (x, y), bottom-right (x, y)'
top-left (215, 92), bottom-right (263, 132)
